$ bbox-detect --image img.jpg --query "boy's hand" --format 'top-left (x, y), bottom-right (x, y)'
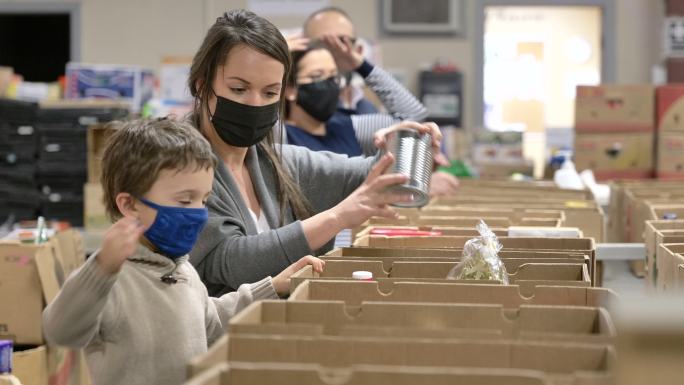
top-left (97, 217), bottom-right (145, 275)
top-left (272, 255), bottom-right (325, 296)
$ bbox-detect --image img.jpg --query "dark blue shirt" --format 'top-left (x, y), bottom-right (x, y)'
top-left (286, 112), bottom-right (362, 157)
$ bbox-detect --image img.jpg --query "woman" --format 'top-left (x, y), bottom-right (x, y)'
top-left (188, 9), bottom-right (443, 295)
top-left (284, 39), bottom-right (427, 156)
top-left (284, 38), bottom-right (460, 197)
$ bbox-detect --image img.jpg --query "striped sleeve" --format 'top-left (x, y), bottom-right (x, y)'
top-left (350, 63), bottom-right (429, 156)
top-left (362, 64), bottom-right (428, 122)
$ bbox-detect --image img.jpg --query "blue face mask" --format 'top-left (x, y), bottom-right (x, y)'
top-left (139, 198), bottom-right (209, 259)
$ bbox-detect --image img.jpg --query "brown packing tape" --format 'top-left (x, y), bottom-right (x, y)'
top-left (288, 280), bottom-right (617, 310)
top-left (185, 361), bottom-right (558, 385)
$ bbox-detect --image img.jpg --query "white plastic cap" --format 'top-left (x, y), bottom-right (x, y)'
top-left (352, 271), bottom-right (373, 280)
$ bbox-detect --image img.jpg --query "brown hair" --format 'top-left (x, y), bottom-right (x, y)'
top-left (188, 9), bottom-right (313, 223)
top-left (285, 41), bottom-right (331, 119)
top-left (101, 118), bottom-right (217, 221)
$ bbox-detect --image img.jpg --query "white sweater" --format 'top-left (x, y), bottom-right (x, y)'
top-left (42, 245), bottom-right (277, 385)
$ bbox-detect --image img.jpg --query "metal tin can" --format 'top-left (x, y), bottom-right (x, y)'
top-left (385, 129), bottom-right (433, 208)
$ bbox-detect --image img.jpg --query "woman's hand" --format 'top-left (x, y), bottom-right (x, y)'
top-left (329, 153), bottom-right (413, 229)
top-left (286, 32), bottom-right (310, 52)
top-left (373, 121), bottom-right (445, 165)
top-left (320, 33), bottom-right (364, 72)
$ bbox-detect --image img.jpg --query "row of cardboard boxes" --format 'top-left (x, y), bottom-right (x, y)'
top-left (184, 180), bottom-right (613, 385)
top-left (0, 230), bottom-right (89, 385)
top-left (607, 180), bottom-right (684, 280)
top-left (573, 84), bottom-right (684, 180)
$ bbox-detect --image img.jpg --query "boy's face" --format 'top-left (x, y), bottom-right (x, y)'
top-left (133, 166), bottom-right (214, 230)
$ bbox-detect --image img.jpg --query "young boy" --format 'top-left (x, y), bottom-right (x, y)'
top-left (42, 118), bottom-right (324, 385)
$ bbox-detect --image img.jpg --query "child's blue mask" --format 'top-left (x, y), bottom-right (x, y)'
top-left (139, 198), bottom-right (208, 259)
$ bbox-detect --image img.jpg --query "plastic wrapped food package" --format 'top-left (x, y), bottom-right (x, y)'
top-left (446, 220), bottom-right (509, 284)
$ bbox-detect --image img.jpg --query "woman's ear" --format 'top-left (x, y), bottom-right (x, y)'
top-left (285, 85), bottom-right (297, 102)
top-left (115, 192), bottom-right (140, 220)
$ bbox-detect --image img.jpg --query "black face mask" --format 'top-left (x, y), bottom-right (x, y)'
top-left (296, 77), bottom-right (340, 122)
top-left (209, 95), bottom-right (278, 148)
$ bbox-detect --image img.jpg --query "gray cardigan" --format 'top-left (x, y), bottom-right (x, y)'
top-left (189, 143), bottom-right (374, 295)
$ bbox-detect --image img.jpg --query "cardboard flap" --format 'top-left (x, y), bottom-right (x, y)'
top-left (33, 243), bottom-right (62, 304)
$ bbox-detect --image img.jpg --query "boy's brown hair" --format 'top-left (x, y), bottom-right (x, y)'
top-left (101, 118), bottom-right (217, 220)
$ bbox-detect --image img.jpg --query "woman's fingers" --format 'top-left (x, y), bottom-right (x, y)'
top-left (365, 153), bottom-right (395, 183)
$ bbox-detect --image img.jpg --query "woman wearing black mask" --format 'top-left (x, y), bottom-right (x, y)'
top-left (187, 9), bottom-right (444, 296)
top-left (284, 40), bottom-right (428, 156)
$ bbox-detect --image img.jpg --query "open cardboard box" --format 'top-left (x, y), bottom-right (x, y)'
top-left (228, 300), bottom-right (615, 344)
top-left (188, 334), bottom-right (614, 385)
top-left (0, 230), bottom-right (89, 385)
top-left (13, 345), bottom-right (48, 385)
top-left (351, 236), bottom-right (597, 285)
top-left (185, 361), bottom-right (558, 385)
top-left (644, 220), bottom-right (684, 287)
top-left (288, 280), bottom-right (616, 309)
top-left (656, 243), bottom-right (684, 291)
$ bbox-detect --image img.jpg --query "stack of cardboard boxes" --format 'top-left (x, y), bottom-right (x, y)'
top-left (182, 180), bottom-right (617, 385)
top-left (574, 85), bottom-right (656, 180)
top-left (0, 230), bottom-right (89, 385)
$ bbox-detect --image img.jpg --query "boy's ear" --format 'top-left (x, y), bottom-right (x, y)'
top-left (115, 192), bottom-right (140, 219)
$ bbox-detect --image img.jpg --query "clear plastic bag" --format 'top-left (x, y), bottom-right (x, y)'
top-left (446, 220), bottom-right (509, 284)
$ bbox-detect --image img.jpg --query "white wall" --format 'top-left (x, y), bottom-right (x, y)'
top-left (0, 0), bottom-right (664, 130)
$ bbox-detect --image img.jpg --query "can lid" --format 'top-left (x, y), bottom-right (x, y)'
top-left (352, 271), bottom-right (373, 280)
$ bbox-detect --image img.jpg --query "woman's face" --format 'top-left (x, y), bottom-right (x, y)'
top-left (296, 48), bottom-right (338, 85)
top-left (210, 44), bottom-right (285, 110)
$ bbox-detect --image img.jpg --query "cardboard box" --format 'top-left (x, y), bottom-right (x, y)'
top-left (575, 85), bottom-right (655, 133)
top-left (354, 226), bottom-right (509, 239)
top-left (87, 122), bottom-right (118, 184)
top-left (0, 231), bottom-right (83, 344)
top-left (574, 132), bottom-right (655, 180)
top-left (644, 220), bottom-right (684, 286)
top-left (213, 334), bottom-right (615, 380)
top-left (65, 62), bottom-right (154, 112)
top-left (13, 345), bottom-right (48, 385)
top-left (656, 84), bottom-right (684, 132)
top-left (656, 243), bottom-right (684, 291)
top-left (228, 300), bottom-right (615, 344)
top-left (288, 280), bottom-right (617, 308)
top-left (657, 131), bottom-right (684, 179)
top-left (476, 161), bottom-right (535, 179)
top-left (84, 182), bottom-right (108, 231)
top-left (186, 362), bottom-right (556, 385)
top-left (0, 241), bottom-right (61, 344)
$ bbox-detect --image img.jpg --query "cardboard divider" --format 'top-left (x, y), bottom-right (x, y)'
top-left (319, 255), bottom-right (590, 274)
top-left (288, 280), bottom-right (617, 309)
top-left (228, 300), bottom-right (615, 344)
top-left (185, 361), bottom-right (557, 385)
top-left (354, 225), bottom-right (509, 239)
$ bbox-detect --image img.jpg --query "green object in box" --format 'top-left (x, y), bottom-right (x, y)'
top-left (438, 160), bottom-right (473, 178)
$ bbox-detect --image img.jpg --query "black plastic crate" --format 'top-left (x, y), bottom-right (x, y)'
top-left (0, 164), bottom-right (37, 186)
top-left (38, 105), bottom-right (129, 126)
top-left (40, 191), bottom-right (83, 227)
top-left (0, 98), bottom-right (39, 124)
